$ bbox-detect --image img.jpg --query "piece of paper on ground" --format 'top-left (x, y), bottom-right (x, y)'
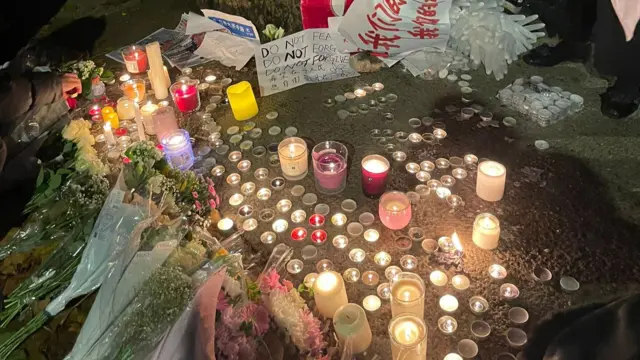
top-left (185, 12), bottom-right (225, 35)
top-left (201, 9), bottom-right (261, 44)
top-left (194, 31), bottom-right (257, 70)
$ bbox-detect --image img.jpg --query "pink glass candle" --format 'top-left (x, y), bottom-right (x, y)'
top-left (362, 155), bottom-right (390, 198)
top-left (312, 141), bottom-right (348, 195)
top-left (309, 214), bottom-right (326, 228)
top-left (311, 230), bottom-right (328, 244)
top-left (379, 191), bottom-right (412, 230)
top-left (88, 104), bottom-right (101, 116)
top-left (291, 227), bottom-right (308, 241)
top-left (152, 106), bottom-right (179, 142)
top-left (170, 80), bottom-right (200, 113)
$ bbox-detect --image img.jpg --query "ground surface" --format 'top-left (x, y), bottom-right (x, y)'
top-left (3, 0), bottom-right (640, 358)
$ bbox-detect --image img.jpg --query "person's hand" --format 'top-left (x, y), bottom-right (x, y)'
top-left (61, 73), bottom-right (82, 99)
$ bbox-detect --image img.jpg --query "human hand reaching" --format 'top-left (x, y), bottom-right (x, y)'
top-left (61, 73), bottom-right (82, 99)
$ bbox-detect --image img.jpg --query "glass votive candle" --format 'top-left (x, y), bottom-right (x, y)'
top-left (341, 199), bottom-right (357, 213)
top-left (331, 213), bottom-right (347, 226)
top-left (170, 79), bottom-right (200, 113)
top-left (393, 151), bottom-right (407, 162)
top-left (427, 180), bottom-right (442, 191)
top-left (359, 212), bottom-right (375, 226)
top-left (278, 137), bottom-right (309, 181)
top-left (242, 218), bottom-right (258, 231)
top-left (314, 204), bottom-right (331, 216)
top-left (347, 222), bottom-right (364, 237)
top-left (309, 214), bottom-right (326, 228)
top-left (384, 266), bottom-right (402, 281)
top-left (377, 282), bottom-right (391, 300)
top-left (444, 354), bottom-right (463, 360)
top-left (122, 45), bottom-right (148, 73)
top-left (217, 218), bottom-right (234, 234)
top-left (291, 227), bottom-right (308, 241)
top-left (470, 320), bottom-right (491, 340)
top-left (463, 154), bottom-right (478, 166)
top-left (435, 186), bottom-right (452, 199)
top-left (405, 162), bottom-right (420, 174)
top-left (257, 188), bottom-right (272, 200)
top-left (421, 239), bottom-right (439, 253)
top-left (363, 295), bottom-right (381, 312)
top-left (228, 151), bottom-right (242, 162)
top-left (469, 296), bottom-right (489, 315)
top-left (362, 271), bottom-right (380, 286)
top-left (260, 231), bottom-right (277, 244)
top-left (302, 245), bottom-right (319, 260)
top-left (349, 248), bottom-right (366, 263)
top-left (311, 229), bottom-right (328, 245)
top-left (254, 168), bottom-right (269, 180)
top-left (291, 210), bottom-right (307, 223)
top-left (400, 255), bottom-right (417, 270)
top-left (259, 209), bottom-right (276, 223)
top-left (302, 193), bottom-right (318, 206)
top-left (379, 191), bottom-right (412, 230)
top-left (440, 175), bottom-right (456, 187)
top-left (364, 229), bottom-right (380, 243)
top-left (509, 307), bottom-right (529, 325)
top-left (451, 275), bottom-right (470, 291)
top-left (436, 158), bottom-right (451, 169)
top-left (333, 235), bottom-right (349, 249)
top-left (446, 195), bottom-right (464, 209)
top-left (304, 273), bottom-right (319, 288)
top-left (506, 328), bottom-right (528, 348)
top-left (418, 161), bottom-right (434, 173)
top-left (237, 160), bottom-right (251, 172)
top-left (316, 259), bottom-right (333, 272)
top-left (407, 133), bottom-right (422, 145)
top-left (343, 268), bottom-right (361, 283)
top-left (238, 205), bottom-right (254, 217)
top-left (374, 251), bottom-right (392, 267)
top-left (433, 129), bottom-right (447, 140)
top-left (438, 315), bottom-right (458, 335)
top-left (229, 193), bottom-right (244, 206)
top-left (270, 177), bottom-right (286, 191)
top-left (422, 133), bottom-right (437, 144)
top-left (533, 266), bottom-right (553, 283)
top-left (452, 168), bottom-right (468, 180)
top-left (415, 185), bottom-right (430, 198)
top-left (161, 129), bottom-right (195, 170)
top-left (500, 283), bottom-right (520, 300)
top-left (211, 165), bottom-right (226, 177)
top-left (272, 219), bottom-right (289, 233)
top-left (458, 339), bottom-right (478, 359)
top-left (361, 154), bottom-right (390, 198)
top-left (120, 78), bottom-right (146, 103)
top-left (415, 171), bottom-right (431, 183)
top-left (439, 294), bottom-right (459, 313)
top-left (430, 270), bottom-right (448, 287)
top-left (389, 314), bottom-right (428, 360)
top-left (312, 141), bottom-right (348, 195)
top-left (476, 160), bottom-right (507, 202)
top-left (286, 259), bottom-right (304, 274)
top-left (438, 236), bottom-right (454, 253)
top-left (276, 199), bottom-right (292, 213)
top-left (238, 181), bottom-right (255, 195)
top-left (489, 264), bottom-right (508, 280)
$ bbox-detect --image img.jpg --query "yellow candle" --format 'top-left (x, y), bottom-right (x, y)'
top-left (472, 213), bottom-right (500, 250)
top-left (389, 314), bottom-right (428, 360)
top-left (104, 112), bottom-right (119, 129)
top-left (146, 42), bottom-right (168, 99)
top-left (140, 102), bottom-right (158, 135)
top-left (278, 137), bottom-right (308, 180)
top-left (334, 304), bottom-right (372, 354)
top-left (390, 273), bottom-right (425, 319)
top-left (313, 271), bottom-right (348, 318)
top-left (476, 161), bottom-right (506, 201)
top-left (227, 81), bottom-right (259, 120)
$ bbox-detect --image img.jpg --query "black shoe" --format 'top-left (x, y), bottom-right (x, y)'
top-left (600, 87), bottom-right (640, 119)
top-left (523, 42), bottom-right (590, 67)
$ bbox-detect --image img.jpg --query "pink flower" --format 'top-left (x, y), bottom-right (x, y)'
top-left (195, 200), bottom-right (202, 211)
top-left (259, 269), bottom-right (287, 294)
top-left (192, 191), bottom-right (199, 199)
top-left (122, 157), bottom-right (131, 164)
top-left (301, 309), bottom-right (327, 354)
top-left (209, 199), bottom-right (217, 209)
top-left (217, 291), bottom-right (229, 312)
top-left (252, 305), bottom-right (270, 335)
top-left (208, 185), bottom-right (215, 195)
top-left (207, 177), bottom-right (214, 186)
top-left (283, 279), bottom-right (294, 291)
top-left (156, 144), bottom-right (163, 151)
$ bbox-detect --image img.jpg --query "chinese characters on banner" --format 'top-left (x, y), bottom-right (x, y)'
top-left (338, 0), bottom-right (453, 55)
top-left (256, 29), bottom-right (360, 96)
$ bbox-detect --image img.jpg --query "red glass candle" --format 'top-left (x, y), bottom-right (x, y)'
top-left (291, 227), bottom-right (308, 241)
top-left (311, 230), bottom-right (328, 244)
top-left (309, 214), bottom-right (326, 228)
top-left (361, 155), bottom-right (390, 198)
top-left (170, 80), bottom-right (200, 113)
top-left (88, 104), bottom-right (101, 116)
top-left (122, 46), bottom-right (148, 74)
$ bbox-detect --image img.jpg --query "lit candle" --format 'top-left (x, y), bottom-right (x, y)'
top-left (377, 282), bottom-right (391, 299)
top-left (333, 304), bottom-right (372, 354)
top-left (473, 213), bottom-right (500, 250)
top-left (278, 137), bottom-right (308, 180)
top-left (313, 271), bottom-right (349, 318)
top-left (122, 45), bottom-right (148, 73)
top-left (389, 314), bottom-right (428, 360)
top-left (391, 272), bottom-right (425, 318)
top-left (226, 173), bottom-right (241, 186)
top-left (291, 210), bottom-right (306, 224)
top-left (400, 255), bottom-right (417, 270)
top-left (311, 229), bottom-right (328, 244)
top-left (272, 219), bottom-right (289, 233)
top-left (217, 218), bottom-right (235, 234)
top-left (88, 104), bottom-right (101, 116)
top-left (438, 316), bottom-right (458, 335)
top-left (170, 80), bottom-right (200, 113)
top-left (103, 122), bottom-right (116, 146)
top-left (439, 294), bottom-right (459, 313)
top-left (385, 266), bottom-right (402, 281)
top-left (145, 42), bottom-right (168, 99)
top-left (444, 353), bottom-right (463, 360)
top-left (227, 80), bottom-right (259, 120)
top-left (331, 213), bottom-right (347, 226)
top-left (151, 106), bottom-right (179, 142)
top-left (229, 193), bottom-right (244, 206)
top-left (119, 73), bottom-right (131, 82)
top-left (451, 232), bottom-right (463, 257)
top-left (117, 97), bottom-right (137, 120)
top-left (348, 248), bottom-right (366, 263)
top-left (290, 227), bottom-right (307, 241)
top-left (361, 155), bottom-right (390, 198)
top-left (204, 74), bottom-right (217, 83)
top-left (256, 188), bottom-right (271, 200)
top-left (312, 141), bottom-right (348, 195)
top-left (364, 229), bottom-right (380, 243)
top-left (362, 271), bottom-right (380, 286)
top-left (161, 129), bottom-right (195, 170)
top-left (309, 214), bottom-right (326, 228)
top-left (500, 283), bottom-right (520, 300)
top-left (429, 270), bottom-right (448, 287)
top-left (379, 191), bottom-right (412, 230)
top-left (451, 275), bottom-right (470, 291)
top-left (476, 161), bottom-right (506, 201)
top-left (287, 259), bottom-right (303, 274)
top-left (304, 273), bottom-right (319, 288)
top-left (120, 79), bottom-right (146, 103)
top-left (469, 296), bottom-right (489, 315)
top-left (374, 251), bottom-right (391, 267)
top-left (354, 88), bottom-right (366, 97)
top-left (101, 106), bottom-right (119, 129)
top-left (343, 268), bottom-right (360, 282)
top-left (238, 205), bottom-right (254, 217)
top-left (363, 295), bottom-right (381, 312)
top-left (276, 199), bottom-right (292, 213)
top-left (333, 235), bottom-right (349, 249)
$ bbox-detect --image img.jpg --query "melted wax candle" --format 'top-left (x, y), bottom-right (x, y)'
top-left (170, 80), bottom-right (200, 113)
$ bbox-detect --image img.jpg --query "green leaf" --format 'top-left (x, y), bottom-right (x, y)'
top-left (36, 167), bottom-right (45, 187)
top-left (49, 174), bottom-right (62, 190)
top-left (63, 142), bottom-right (73, 153)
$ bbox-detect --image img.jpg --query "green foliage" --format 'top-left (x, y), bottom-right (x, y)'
top-left (262, 24), bottom-right (285, 42)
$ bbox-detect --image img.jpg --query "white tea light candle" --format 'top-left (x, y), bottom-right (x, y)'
top-left (476, 161), bottom-right (506, 201)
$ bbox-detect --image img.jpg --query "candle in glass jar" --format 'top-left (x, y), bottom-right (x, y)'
top-left (361, 155), bottom-right (390, 198)
top-left (278, 137), bottom-right (308, 180)
top-left (291, 227), bottom-right (307, 241)
top-left (472, 213), bottom-right (500, 250)
top-left (476, 161), bottom-right (506, 201)
top-left (152, 106), bottom-right (179, 142)
top-left (88, 104), bottom-right (101, 116)
top-left (120, 79), bottom-right (146, 103)
top-left (334, 304), bottom-right (372, 354)
top-left (139, 102), bottom-right (158, 135)
top-left (161, 129), bottom-right (195, 171)
top-left (312, 141), bottom-right (348, 195)
top-left (391, 272), bottom-right (425, 318)
top-left (379, 191), bottom-right (412, 230)
top-left (117, 97), bottom-right (137, 120)
top-left (171, 80), bottom-right (200, 113)
top-left (122, 45), bottom-right (148, 73)
top-left (389, 314), bottom-right (428, 360)
top-left (227, 80), bottom-right (259, 120)
top-left (313, 271), bottom-right (349, 318)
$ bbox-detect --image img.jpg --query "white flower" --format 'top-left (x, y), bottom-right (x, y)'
top-left (222, 274), bottom-right (243, 297)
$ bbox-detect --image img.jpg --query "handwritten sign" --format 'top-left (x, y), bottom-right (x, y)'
top-left (256, 29), bottom-right (360, 96)
top-left (338, 0), bottom-right (452, 55)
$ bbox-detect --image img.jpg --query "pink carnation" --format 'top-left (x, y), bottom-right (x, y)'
top-left (195, 200), bottom-right (202, 211)
top-left (217, 291), bottom-right (229, 312)
top-left (259, 269), bottom-right (288, 294)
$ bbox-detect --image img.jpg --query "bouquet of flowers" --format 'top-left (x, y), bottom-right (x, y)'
top-left (60, 60), bottom-right (114, 97)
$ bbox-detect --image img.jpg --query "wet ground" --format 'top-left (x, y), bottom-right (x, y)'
top-left (5, 0), bottom-right (640, 358)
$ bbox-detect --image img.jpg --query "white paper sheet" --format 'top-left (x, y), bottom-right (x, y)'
top-left (185, 12), bottom-right (225, 35)
top-left (193, 31), bottom-right (257, 70)
top-left (255, 29), bottom-right (360, 96)
top-left (201, 9), bottom-right (261, 44)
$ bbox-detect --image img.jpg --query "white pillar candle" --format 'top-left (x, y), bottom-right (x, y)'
top-left (133, 103), bottom-right (146, 141)
top-left (333, 304), bottom-right (372, 354)
top-left (472, 213), bottom-right (500, 250)
top-left (390, 272), bottom-right (425, 319)
top-left (103, 122), bottom-right (116, 146)
top-left (476, 161), bottom-right (506, 201)
top-left (145, 42), bottom-right (169, 99)
top-left (389, 314), bottom-right (428, 360)
top-left (139, 102), bottom-right (158, 135)
top-left (313, 271), bottom-right (348, 318)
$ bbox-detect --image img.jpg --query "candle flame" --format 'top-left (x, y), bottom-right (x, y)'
top-left (452, 232), bottom-right (463, 252)
top-left (481, 217), bottom-right (496, 229)
top-left (104, 122), bottom-right (112, 130)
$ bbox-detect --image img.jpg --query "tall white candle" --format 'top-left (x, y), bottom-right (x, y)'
top-left (389, 314), bottom-right (428, 360)
top-left (476, 161), bottom-right (506, 201)
top-left (146, 42), bottom-right (168, 99)
top-left (390, 272), bottom-right (425, 319)
top-left (133, 103), bottom-right (146, 141)
top-left (333, 304), bottom-right (372, 354)
top-left (103, 122), bottom-right (116, 146)
top-left (139, 102), bottom-right (158, 135)
top-left (472, 213), bottom-right (500, 250)
top-left (313, 271), bottom-right (348, 318)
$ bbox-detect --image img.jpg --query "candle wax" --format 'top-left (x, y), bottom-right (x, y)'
top-left (172, 84), bottom-right (199, 112)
